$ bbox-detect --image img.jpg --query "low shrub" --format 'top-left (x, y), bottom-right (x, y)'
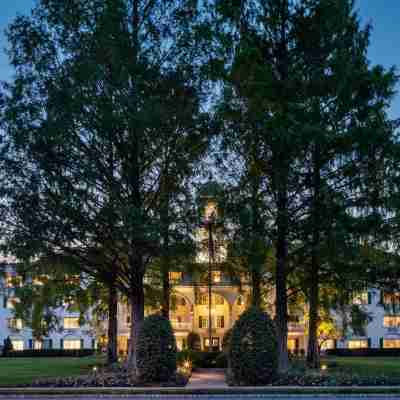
top-left (326, 348), bottom-right (400, 357)
top-left (2, 336), bottom-right (13, 357)
top-left (229, 306), bottom-right (278, 385)
top-left (274, 370), bottom-right (400, 386)
top-left (29, 364), bottom-right (188, 388)
top-left (137, 314), bottom-right (177, 383)
top-left (4, 349), bottom-right (94, 357)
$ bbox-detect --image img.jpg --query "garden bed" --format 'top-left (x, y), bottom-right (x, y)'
top-left (19, 365), bottom-right (189, 388)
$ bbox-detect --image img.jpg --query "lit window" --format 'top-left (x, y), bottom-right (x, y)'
top-left (287, 339), bottom-right (298, 351)
top-left (169, 272), bottom-right (182, 282)
top-left (348, 339), bottom-right (368, 349)
top-left (34, 340), bottom-right (42, 350)
top-left (65, 275), bottom-right (80, 285)
top-left (237, 296), bottom-right (244, 306)
top-left (4, 274), bottom-right (23, 288)
top-left (63, 339), bottom-right (81, 350)
top-left (204, 337), bottom-right (219, 348)
top-left (384, 316), bottom-right (400, 328)
top-left (6, 297), bottom-right (19, 310)
top-left (383, 292), bottom-right (400, 305)
top-left (11, 340), bottom-right (24, 351)
top-left (353, 291), bottom-right (369, 305)
top-left (383, 339), bottom-right (400, 348)
top-left (199, 316), bottom-right (208, 329)
top-left (63, 317), bottom-right (80, 329)
top-left (216, 315), bottom-right (224, 328)
top-left (212, 271), bottom-right (221, 283)
top-left (214, 295), bottom-right (224, 305)
top-left (204, 201), bottom-right (217, 219)
top-left (197, 294), bottom-right (208, 305)
top-left (33, 275), bottom-right (49, 286)
top-left (8, 318), bottom-right (23, 330)
top-left (320, 339), bottom-right (336, 350)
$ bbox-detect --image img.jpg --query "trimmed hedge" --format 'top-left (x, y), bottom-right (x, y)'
top-left (4, 349), bottom-right (94, 357)
top-left (137, 314), bottom-right (177, 383)
top-left (326, 348), bottom-right (400, 357)
top-left (229, 307), bottom-right (278, 385)
top-left (2, 337), bottom-right (13, 357)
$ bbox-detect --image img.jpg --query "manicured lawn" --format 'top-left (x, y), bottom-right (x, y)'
top-left (0, 356), bottom-right (104, 386)
top-left (324, 356), bottom-right (400, 377)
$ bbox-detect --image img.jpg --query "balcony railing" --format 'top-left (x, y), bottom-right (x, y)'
top-left (170, 320), bottom-right (192, 330)
top-left (288, 323), bottom-right (305, 333)
top-left (386, 326), bottom-right (400, 334)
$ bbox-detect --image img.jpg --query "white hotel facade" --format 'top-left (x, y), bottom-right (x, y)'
top-left (1, 203), bottom-right (400, 353)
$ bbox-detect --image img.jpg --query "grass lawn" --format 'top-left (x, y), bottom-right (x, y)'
top-left (323, 356), bottom-right (400, 377)
top-left (0, 356), bottom-right (104, 386)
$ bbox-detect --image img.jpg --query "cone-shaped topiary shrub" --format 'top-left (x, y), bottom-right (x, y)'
top-left (137, 314), bottom-right (177, 383)
top-left (228, 307), bottom-right (278, 385)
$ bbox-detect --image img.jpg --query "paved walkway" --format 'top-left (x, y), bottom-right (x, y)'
top-left (187, 368), bottom-right (227, 388)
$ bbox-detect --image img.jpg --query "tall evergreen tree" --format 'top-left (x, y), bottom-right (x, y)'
top-left (0, 0), bottom-right (208, 369)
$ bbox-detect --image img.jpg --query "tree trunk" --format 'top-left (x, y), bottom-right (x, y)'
top-left (107, 283), bottom-right (119, 364)
top-left (161, 198), bottom-right (171, 319)
top-left (307, 262), bottom-right (320, 368)
top-left (250, 161), bottom-right (263, 309)
top-left (307, 144), bottom-right (322, 368)
top-left (251, 268), bottom-right (262, 308)
top-left (127, 283), bottom-right (145, 372)
top-left (276, 183), bottom-right (289, 372)
top-left (161, 260), bottom-right (170, 318)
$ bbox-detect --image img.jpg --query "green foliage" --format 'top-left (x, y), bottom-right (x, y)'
top-left (229, 307), bottom-right (278, 385)
top-left (186, 332), bottom-right (201, 351)
top-left (2, 337), bottom-right (13, 357)
top-left (222, 328), bottom-right (232, 353)
top-left (4, 349), bottom-right (94, 358)
top-left (350, 305), bottom-right (372, 337)
top-left (137, 314), bottom-right (177, 383)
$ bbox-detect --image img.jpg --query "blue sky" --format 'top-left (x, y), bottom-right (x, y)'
top-left (1, 0), bottom-right (399, 118)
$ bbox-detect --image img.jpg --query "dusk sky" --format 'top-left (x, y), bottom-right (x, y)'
top-left (1, 1), bottom-right (399, 118)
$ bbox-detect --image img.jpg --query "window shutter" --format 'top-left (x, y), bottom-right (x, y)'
top-left (60, 339), bottom-right (64, 349)
top-left (28, 339), bottom-right (33, 349)
top-left (368, 292), bottom-right (372, 305)
top-left (49, 339), bottom-right (53, 349)
top-left (380, 290), bottom-right (384, 305)
top-left (3, 296), bottom-right (7, 308)
top-left (92, 339), bottom-right (96, 349)
top-left (367, 338), bottom-right (371, 348)
top-left (334, 339), bottom-right (337, 349)
top-left (380, 337), bottom-right (383, 348)
top-left (80, 339), bottom-right (84, 349)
